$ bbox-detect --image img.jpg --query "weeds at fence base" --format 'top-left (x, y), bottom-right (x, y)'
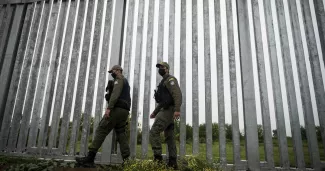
top-left (0, 155), bottom-right (220, 171)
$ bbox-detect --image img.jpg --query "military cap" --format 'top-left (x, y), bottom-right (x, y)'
top-left (108, 65), bottom-right (123, 73)
top-left (156, 62), bottom-right (170, 70)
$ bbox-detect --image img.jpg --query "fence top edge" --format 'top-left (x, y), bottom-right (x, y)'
top-left (0, 0), bottom-right (45, 5)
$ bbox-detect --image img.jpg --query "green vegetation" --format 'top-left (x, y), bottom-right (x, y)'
top-left (133, 139), bottom-right (324, 168)
top-left (3, 116), bottom-right (324, 170)
top-left (0, 156), bottom-right (220, 171)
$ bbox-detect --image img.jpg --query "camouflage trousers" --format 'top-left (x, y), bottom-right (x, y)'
top-left (150, 106), bottom-right (177, 158)
top-left (89, 107), bottom-right (130, 159)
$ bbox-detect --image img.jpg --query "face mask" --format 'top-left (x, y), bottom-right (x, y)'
top-left (111, 72), bottom-right (117, 79)
top-left (158, 68), bottom-right (166, 76)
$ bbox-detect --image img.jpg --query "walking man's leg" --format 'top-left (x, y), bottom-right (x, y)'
top-left (115, 111), bottom-right (130, 161)
top-left (150, 119), bottom-right (168, 162)
top-left (75, 116), bottom-right (116, 167)
top-left (164, 123), bottom-right (178, 169)
top-left (116, 126), bottom-right (130, 159)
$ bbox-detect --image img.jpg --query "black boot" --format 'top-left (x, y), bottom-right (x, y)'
top-left (154, 155), bottom-right (163, 163)
top-left (122, 156), bottom-right (130, 167)
top-left (75, 151), bottom-right (96, 168)
top-left (167, 157), bottom-right (178, 170)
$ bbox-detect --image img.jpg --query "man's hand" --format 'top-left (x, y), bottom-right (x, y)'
top-left (104, 108), bottom-right (111, 119)
top-left (150, 113), bottom-right (156, 119)
top-left (173, 112), bottom-right (180, 120)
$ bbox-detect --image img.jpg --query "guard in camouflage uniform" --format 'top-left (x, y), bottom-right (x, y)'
top-left (150, 62), bottom-right (182, 169)
top-left (76, 65), bottom-right (131, 167)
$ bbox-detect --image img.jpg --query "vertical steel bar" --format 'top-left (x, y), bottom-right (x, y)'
top-left (168, 0), bottom-right (175, 75)
top-left (16, 1), bottom-right (43, 152)
top-left (57, 0), bottom-right (79, 154)
top-left (68, 0), bottom-right (90, 155)
top-left (94, 0), bottom-right (113, 161)
top-left (295, 0), bottom-right (321, 168)
top-left (268, 0), bottom-right (291, 167)
top-left (92, 0), bottom-right (112, 144)
top-left (237, 0), bottom-right (260, 169)
top-left (100, 0), bottom-right (117, 161)
top-left (163, 0), bottom-right (169, 64)
top-left (309, 0), bottom-right (325, 157)
top-left (221, 0), bottom-right (232, 166)
top-left (0, 4), bottom-right (8, 56)
top-left (216, 0), bottom-right (227, 165)
top-left (12, 3), bottom-right (37, 153)
top-left (141, 0), bottom-right (154, 159)
top-left (179, 0), bottom-right (186, 159)
top-left (25, 0), bottom-right (47, 149)
top-left (0, 5), bottom-right (14, 77)
top-left (121, 0), bottom-right (134, 81)
top-left (226, 0), bottom-right (241, 166)
top-left (101, 0), bottom-right (126, 162)
top-left (37, 0), bottom-right (64, 154)
top-left (197, 0), bottom-right (206, 161)
top-left (0, 3), bottom-right (28, 150)
top-left (0, 5), bottom-right (14, 128)
top-left (156, 0), bottom-right (164, 84)
top-left (32, 0), bottom-right (56, 152)
top-left (0, 4), bottom-right (25, 152)
top-left (257, 0), bottom-right (276, 167)
top-left (140, 0), bottom-right (151, 159)
top-left (129, 0), bottom-right (144, 158)
top-left (80, 0), bottom-right (99, 156)
top-left (192, 0), bottom-right (199, 156)
top-left (47, 0), bottom-right (71, 151)
top-left (2, 3), bottom-right (33, 152)
top-left (280, 0), bottom-right (306, 168)
top-left (203, 0), bottom-right (212, 164)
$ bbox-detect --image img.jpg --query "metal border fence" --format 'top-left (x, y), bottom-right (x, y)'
top-left (0, 0), bottom-right (325, 170)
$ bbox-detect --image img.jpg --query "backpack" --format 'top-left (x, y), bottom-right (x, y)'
top-left (154, 77), bottom-right (174, 108)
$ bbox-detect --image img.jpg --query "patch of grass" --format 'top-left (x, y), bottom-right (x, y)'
top-left (135, 139), bottom-right (324, 168)
top-left (71, 138), bottom-right (325, 168)
top-left (0, 156), bottom-right (76, 171)
top-left (0, 156), bottom-right (219, 171)
top-left (0, 156), bottom-right (39, 165)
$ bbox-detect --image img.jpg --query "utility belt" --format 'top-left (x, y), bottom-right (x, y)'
top-left (159, 100), bottom-right (175, 109)
top-left (158, 104), bottom-right (174, 113)
top-left (115, 99), bottom-right (131, 111)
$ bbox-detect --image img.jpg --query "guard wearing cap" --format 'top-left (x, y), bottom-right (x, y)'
top-left (76, 65), bottom-right (131, 167)
top-left (150, 62), bottom-right (182, 169)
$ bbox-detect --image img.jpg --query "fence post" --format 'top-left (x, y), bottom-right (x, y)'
top-left (100, 0), bottom-right (126, 163)
top-left (236, 0), bottom-right (260, 170)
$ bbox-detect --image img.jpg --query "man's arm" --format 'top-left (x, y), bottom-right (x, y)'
top-left (153, 103), bottom-right (163, 116)
top-left (106, 80), bottom-right (114, 92)
top-left (107, 78), bottom-right (124, 109)
top-left (166, 77), bottom-right (182, 112)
